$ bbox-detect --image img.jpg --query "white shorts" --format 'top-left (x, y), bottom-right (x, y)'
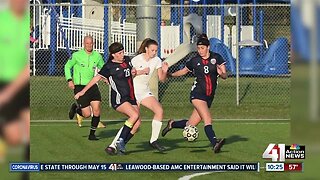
top-left (135, 90), bottom-right (154, 103)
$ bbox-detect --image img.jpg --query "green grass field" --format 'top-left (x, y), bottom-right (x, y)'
top-left (30, 120), bottom-right (290, 179)
top-left (31, 76), bottom-right (290, 120)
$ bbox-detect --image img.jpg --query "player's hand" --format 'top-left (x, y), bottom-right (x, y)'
top-left (162, 62), bottom-right (169, 72)
top-left (217, 65), bottom-right (222, 75)
top-left (0, 91), bottom-right (12, 108)
top-left (217, 64), bottom-right (227, 79)
top-left (167, 72), bottom-right (173, 78)
top-left (131, 68), bottom-right (137, 76)
top-left (74, 91), bottom-right (84, 100)
top-left (68, 81), bottom-right (75, 90)
top-left (142, 67), bottom-right (150, 75)
top-left (103, 78), bottom-right (109, 85)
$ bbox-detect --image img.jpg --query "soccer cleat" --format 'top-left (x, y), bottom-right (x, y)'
top-left (97, 122), bottom-right (106, 128)
top-left (149, 140), bottom-right (166, 152)
top-left (116, 138), bottom-right (126, 154)
top-left (88, 135), bottom-right (99, 141)
top-left (69, 103), bottom-right (77, 120)
top-left (76, 114), bottom-right (83, 127)
top-left (216, 138), bottom-right (225, 145)
top-left (161, 119), bottom-right (174, 137)
top-left (105, 146), bottom-right (116, 155)
top-left (213, 138), bottom-right (225, 153)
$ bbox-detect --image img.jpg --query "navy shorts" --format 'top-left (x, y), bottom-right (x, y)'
top-left (111, 97), bottom-right (137, 110)
top-left (190, 92), bottom-right (215, 108)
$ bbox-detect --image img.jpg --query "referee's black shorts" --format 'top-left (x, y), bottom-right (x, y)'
top-left (74, 84), bottom-right (101, 109)
top-left (0, 82), bottom-right (30, 123)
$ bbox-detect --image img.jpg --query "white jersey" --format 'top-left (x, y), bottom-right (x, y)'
top-left (131, 54), bottom-right (162, 100)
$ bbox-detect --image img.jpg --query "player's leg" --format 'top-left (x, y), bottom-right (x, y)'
top-left (87, 101), bottom-right (101, 140)
top-left (124, 105), bottom-right (140, 145)
top-left (107, 104), bottom-right (140, 153)
top-left (73, 102), bottom-right (91, 127)
top-left (2, 120), bottom-right (23, 146)
top-left (114, 102), bottom-right (139, 154)
top-left (125, 104), bottom-right (140, 143)
top-left (70, 86), bottom-right (92, 127)
top-left (192, 99), bottom-right (224, 153)
top-left (140, 96), bottom-right (165, 151)
top-left (162, 108), bottom-right (201, 137)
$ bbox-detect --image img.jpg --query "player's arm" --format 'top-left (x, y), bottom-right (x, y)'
top-left (64, 55), bottom-right (76, 81)
top-left (96, 55), bottom-right (109, 84)
top-left (64, 55), bottom-right (77, 89)
top-left (74, 75), bottom-right (102, 99)
top-left (135, 67), bottom-right (150, 76)
top-left (217, 64), bottom-right (227, 79)
top-left (97, 54), bottom-right (105, 69)
top-left (158, 62), bottom-right (169, 82)
top-left (0, 65), bottom-right (29, 107)
top-left (169, 67), bottom-right (190, 77)
top-left (216, 54), bottom-right (227, 79)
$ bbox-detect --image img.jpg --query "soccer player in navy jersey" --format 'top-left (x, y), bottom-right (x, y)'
top-left (75, 42), bottom-right (139, 155)
top-left (162, 38), bottom-right (227, 153)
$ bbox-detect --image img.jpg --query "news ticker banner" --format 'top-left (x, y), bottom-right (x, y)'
top-left (10, 163), bottom-right (260, 172)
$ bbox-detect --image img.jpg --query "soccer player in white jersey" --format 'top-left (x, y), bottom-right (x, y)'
top-left (106, 38), bottom-right (169, 154)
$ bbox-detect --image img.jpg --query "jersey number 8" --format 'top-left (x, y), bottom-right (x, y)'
top-left (204, 66), bottom-right (209, 74)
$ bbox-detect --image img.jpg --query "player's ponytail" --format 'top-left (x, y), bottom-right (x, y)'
top-left (137, 38), bottom-right (151, 55)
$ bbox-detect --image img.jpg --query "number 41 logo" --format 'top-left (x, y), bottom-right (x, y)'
top-left (262, 144), bottom-right (285, 162)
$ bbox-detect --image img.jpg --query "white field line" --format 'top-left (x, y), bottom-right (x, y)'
top-left (179, 166), bottom-right (266, 180)
top-left (31, 119), bottom-right (290, 123)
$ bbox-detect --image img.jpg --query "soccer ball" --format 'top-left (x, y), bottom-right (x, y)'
top-left (183, 125), bottom-right (199, 142)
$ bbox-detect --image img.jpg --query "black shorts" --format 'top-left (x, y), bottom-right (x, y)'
top-left (190, 91), bottom-right (214, 108)
top-left (74, 84), bottom-right (101, 109)
top-left (111, 95), bottom-right (137, 110)
top-left (0, 82), bottom-right (30, 124)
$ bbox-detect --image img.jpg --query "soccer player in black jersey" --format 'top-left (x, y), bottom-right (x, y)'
top-left (162, 38), bottom-right (227, 153)
top-left (75, 42), bottom-right (139, 155)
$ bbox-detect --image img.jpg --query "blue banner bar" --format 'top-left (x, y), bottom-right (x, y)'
top-left (10, 163), bottom-right (40, 172)
top-left (9, 163), bottom-right (259, 172)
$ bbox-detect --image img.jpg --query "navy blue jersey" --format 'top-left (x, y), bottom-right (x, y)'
top-left (98, 56), bottom-right (135, 103)
top-left (186, 51), bottom-right (226, 97)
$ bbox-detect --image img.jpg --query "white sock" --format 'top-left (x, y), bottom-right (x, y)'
top-left (150, 120), bottom-right (162, 143)
top-left (110, 127), bottom-right (123, 149)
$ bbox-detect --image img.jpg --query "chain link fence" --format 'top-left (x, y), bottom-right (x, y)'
top-left (30, 3), bottom-right (290, 120)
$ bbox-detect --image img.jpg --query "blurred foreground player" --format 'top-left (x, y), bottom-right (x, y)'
top-left (0, 0), bottom-right (30, 179)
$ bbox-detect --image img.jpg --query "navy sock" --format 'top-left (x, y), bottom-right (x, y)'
top-left (90, 116), bottom-right (100, 136)
top-left (204, 125), bottom-right (217, 146)
top-left (172, 119), bottom-right (188, 129)
top-left (76, 107), bottom-right (83, 117)
top-left (119, 125), bottom-right (132, 140)
top-left (124, 133), bottom-right (134, 144)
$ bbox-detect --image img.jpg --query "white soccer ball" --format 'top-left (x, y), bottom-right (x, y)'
top-left (183, 125), bottom-right (199, 142)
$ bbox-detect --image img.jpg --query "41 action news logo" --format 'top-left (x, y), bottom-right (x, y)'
top-left (262, 144), bottom-right (305, 162)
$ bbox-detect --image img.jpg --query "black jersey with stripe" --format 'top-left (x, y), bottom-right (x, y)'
top-left (98, 56), bottom-right (135, 104)
top-left (186, 51), bottom-right (226, 97)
